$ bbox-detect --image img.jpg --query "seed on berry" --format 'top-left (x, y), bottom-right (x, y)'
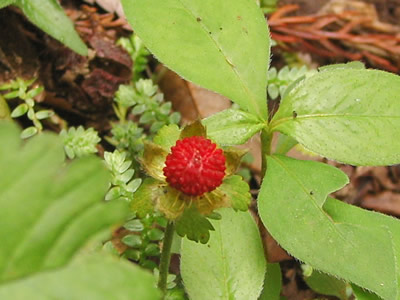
top-left (163, 136), bottom-right (226, 196)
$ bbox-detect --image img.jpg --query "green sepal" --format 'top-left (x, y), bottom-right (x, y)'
top-left (131, 178), bottom-right (160, 218)
top-left (153, 124), bottom-right (181, 151)
top-left (195, 188), bottom-right (230, 216)
top-left (175, 205), bottom-right (215, 244)
top-left (156, 186), bottom-right (187, 220)
top-left (141, 141), bottom-right (168, 181)
top-left (223, 147), bottom-right (247, 177)
top-left (218, 175), bottom-right (251, 211)
top-left (180, 120), bottom-right (207, 139)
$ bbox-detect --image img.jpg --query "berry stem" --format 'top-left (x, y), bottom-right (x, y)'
top-left (158, 221), bottom-right (175, 298)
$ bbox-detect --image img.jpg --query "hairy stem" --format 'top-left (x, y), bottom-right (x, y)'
top-left (158, 221), bottom-right (175, 298)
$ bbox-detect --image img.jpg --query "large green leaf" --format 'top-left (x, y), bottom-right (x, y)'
top-left (202, 109), bottom-right (266, 145)
top-left (181, 208), bottom-right (266, 300)
top-left (122, 0), bottom-right (270, 120)
top-left (0, 121), bottom-right (159, 298)
top-left (259, 263), bottom-right (282, 300)
top-left (0, 0), bottom-right (14, 9)
top-left (15, 0), bottom-right (88, 56)
top-left (270, 69), bottom-right (400, 165)
top-left (258, 155), bottom-right (400, 300)
top-left (0, 121), bottom-right (126, 280)
top-left (0, 254), bottom-right (159, 300)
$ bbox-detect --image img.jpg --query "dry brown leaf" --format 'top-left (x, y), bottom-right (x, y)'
top-left (158, 69), bottom-right (231, 123)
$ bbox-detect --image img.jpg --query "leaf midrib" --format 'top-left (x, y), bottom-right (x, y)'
top-left (176, 0), bottom-right (264, 119)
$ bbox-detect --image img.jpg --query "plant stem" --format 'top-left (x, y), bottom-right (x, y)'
top-left (260, 129), bottom-right (272, 178)
top-left (158, 221), bottom-right (175, 298)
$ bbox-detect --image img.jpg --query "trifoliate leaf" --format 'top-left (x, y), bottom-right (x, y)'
top-left (218, 175), bottom-right (251, 211)
top-left (175, 205), bottom-right (214, 244)
top-left (153, 124), bottom-right (181, 151)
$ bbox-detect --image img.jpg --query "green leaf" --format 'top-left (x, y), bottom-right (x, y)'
top-left (35, 110), bottom-right (54, 120)
top-left (11, 103), bottom-right (29, 118)
top-left (122, 234), bottom-right (142, 247)
top-left (122, 0), bottom-right (270, 119)
top-left (175, 205), bottom-right (214, 243)
top-left (20, 126), bottom-right (38, 139)
top-left (258, 155), bottom-right (400, 300)
top-left (270, 69), bottom-right (400, 165)
top-left (218, 175), bottom-right (251, 211)
top-left (259, 263), bottom-right (282, 300)
top-left (0, 0), bottom-right (15, 9)
top-left (153, 124), bottom-right (181, 151)
top-left (0, 254), bottom-right (159, 300)
top-left (352, 285), bottom-right (381, 300)
top-left (181, 208), bottom-right (266, 299)
top-left (0, 122), bottom-right (129, 282)
top-left (203, 109), bottom-right (266, 145)
top-left (14, 0), bottom-right (88, 56)
top-left (304, 268), bottom-right (349, 300)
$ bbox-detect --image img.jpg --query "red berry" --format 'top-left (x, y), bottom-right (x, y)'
top-left (163, 136), bottom-right (226, 196)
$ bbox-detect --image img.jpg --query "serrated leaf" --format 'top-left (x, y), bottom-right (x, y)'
top-left (352, 285), bottom-right (381, 300)
top-left (0, 254), bottom-right (159, 300)
top-left (153, 124), bottom-right (181, 151)
top-left (304, 269), bottom-right (349, 300)
top-left (0, 121), bottom-right (128, 282)
top-left (181, 208), bottom-right (266, 300)
top-left (15, 0), bottom-right (87, 56)
top-left (141, 141), bottom-right (168, 180)
top-left (258, 155), bottom-right (400, 300)
top-left (122, 0), bottom-right (270, 120)
top-left (218, 175), bottom-right (251, 211)
top-left (203, 109), bottom-right (266, 145)
top-left (10, 103), bottom-right (29, 118)
top-left (270, 69), bottom-right (400, 165)
top-left (180, 120), bottom-right (206, 139)
top-left (319, 61), bottom-right (365, 72)
top-left (175, 205), bottom-right (214, 243)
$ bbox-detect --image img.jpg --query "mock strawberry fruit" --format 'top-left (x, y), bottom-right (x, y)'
top-left (163, 136), bottom-right (226, 196)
